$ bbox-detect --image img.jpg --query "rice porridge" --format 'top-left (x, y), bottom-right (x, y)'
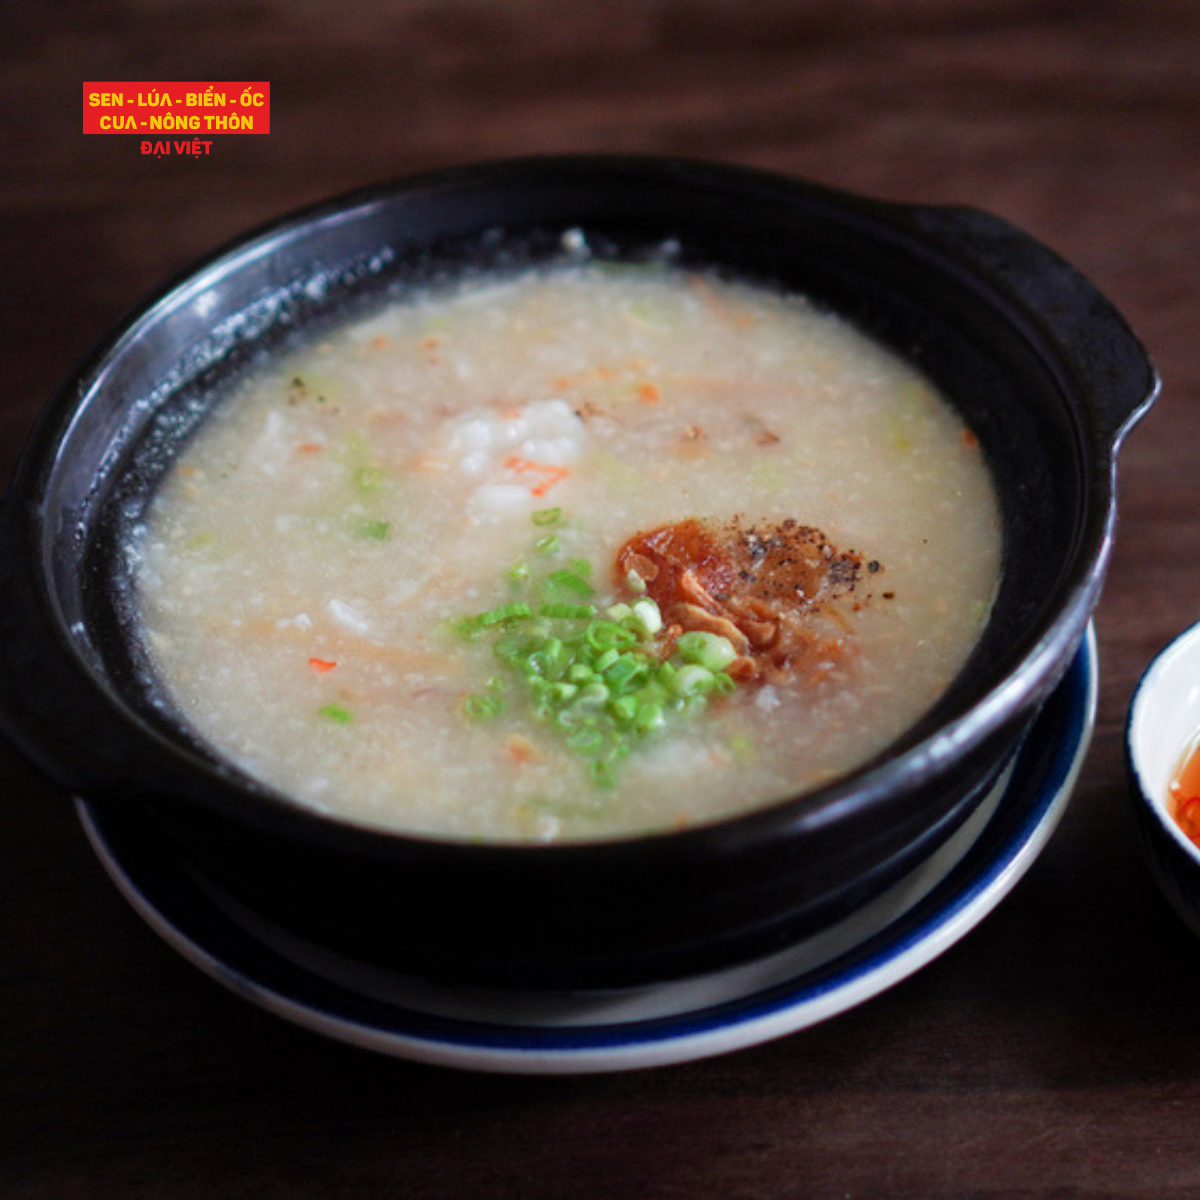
top-left (134, 258), bottom-right (1002, 842)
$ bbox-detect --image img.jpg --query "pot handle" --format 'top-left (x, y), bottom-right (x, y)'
top-left (905, 203), bottom-right (1160, 448)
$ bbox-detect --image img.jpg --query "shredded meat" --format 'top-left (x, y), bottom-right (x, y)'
top-left (615, 517), bottom-right (873, 685)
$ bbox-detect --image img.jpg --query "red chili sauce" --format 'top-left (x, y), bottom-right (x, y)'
top-left (1170, 737), bottom-right (1200, 845)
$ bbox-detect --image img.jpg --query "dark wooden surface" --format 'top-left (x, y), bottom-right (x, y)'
top-left (4, 3), bottom-right (1200, 1195)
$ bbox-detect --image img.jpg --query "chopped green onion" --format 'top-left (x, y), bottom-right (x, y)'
top-left (574, 682), bottom-right (611, 711)
top-left (477, 602), bottom-right (533, 628)
top-left (630, 598), bottom-right (662, 637)
top-left (523, 652), bottom-right (551, 678)
top-left (634, 702), bottom-right (665, 735)
top-left (676, 631), bottom-right (738, 671)
top-left (451, 506), bottom-right (744, 789)
top-left (636, 680), bottom-right (670, 709)
top-left (586, 621), bottom-right (636, 652)
top-left (604, 655), bottom-right (650, 690)
top-left (538, 602), bottom-right (596, 620)
top-left (713, 671), bottom-right (737, 696)
top-left (729, 732), bottom-right (754, 763)
top-left (354, 465), bottom-right (385, 493)
top-left (672, 664), bottom-right (716, 697)
top-left (356, 518), bottom-right (391, 541)
top-left (318, 703), bottom-right (353, 724)
top-left (463, 693), bottom-right (504, 721)
top-left (566, 726), bottom-right (606, 756)
top-left (493, 633), bottom-right (529, 661)
top-left (184, 531), bottom-right (217, 553)
top-left (592, 647), bottom-right (620, 674)
top-left (545, 569), bottom-right (594, 599)
top-left (589, 758), bottom-right (618, 788)
top-left (526, 637), bottom-right (566, 678)
top-left (551, 706), bottom-right (581, 729)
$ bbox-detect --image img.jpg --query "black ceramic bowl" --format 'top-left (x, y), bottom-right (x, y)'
top-left (0, 156), bottom-right (1157, 988)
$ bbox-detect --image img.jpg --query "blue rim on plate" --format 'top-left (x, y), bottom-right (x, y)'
top-left (77, 626), bottom-right (1097, 1074)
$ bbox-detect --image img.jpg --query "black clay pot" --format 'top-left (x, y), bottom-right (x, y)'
top-left (0, 157), bottom-right (1157, 988)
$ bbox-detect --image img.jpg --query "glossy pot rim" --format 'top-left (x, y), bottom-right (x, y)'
top-left (0, 154), bottom-right (1159, 866)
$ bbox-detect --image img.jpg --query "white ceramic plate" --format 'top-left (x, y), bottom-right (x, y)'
top-left (77, 626), bottom-right (1096, 1074)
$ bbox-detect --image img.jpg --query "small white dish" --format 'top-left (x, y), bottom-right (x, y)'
top-left (1127, 619), bottom-right (1200, 936)
top-left (77, 627), bottom-right (1096, 1075)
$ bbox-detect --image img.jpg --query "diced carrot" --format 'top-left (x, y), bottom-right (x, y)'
top-left (308, 657), bottom-right (338, 673)
top-left (532, 469), bottom-right (569, 497)
top-left (296, 442), bottom-right (324, 456)
top-left (504, 456), bottom-right (571, 496)
top-left (638, 382), bottom-right (661, 405)
top-left (505, 734), bottom-right (540, 765)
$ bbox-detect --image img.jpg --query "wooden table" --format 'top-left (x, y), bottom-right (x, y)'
top-left (4, 3), bottom-right (1199, 1194)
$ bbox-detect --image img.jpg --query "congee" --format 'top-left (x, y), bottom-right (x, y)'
top-left (134, 254), bottom-right (1001, 842)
